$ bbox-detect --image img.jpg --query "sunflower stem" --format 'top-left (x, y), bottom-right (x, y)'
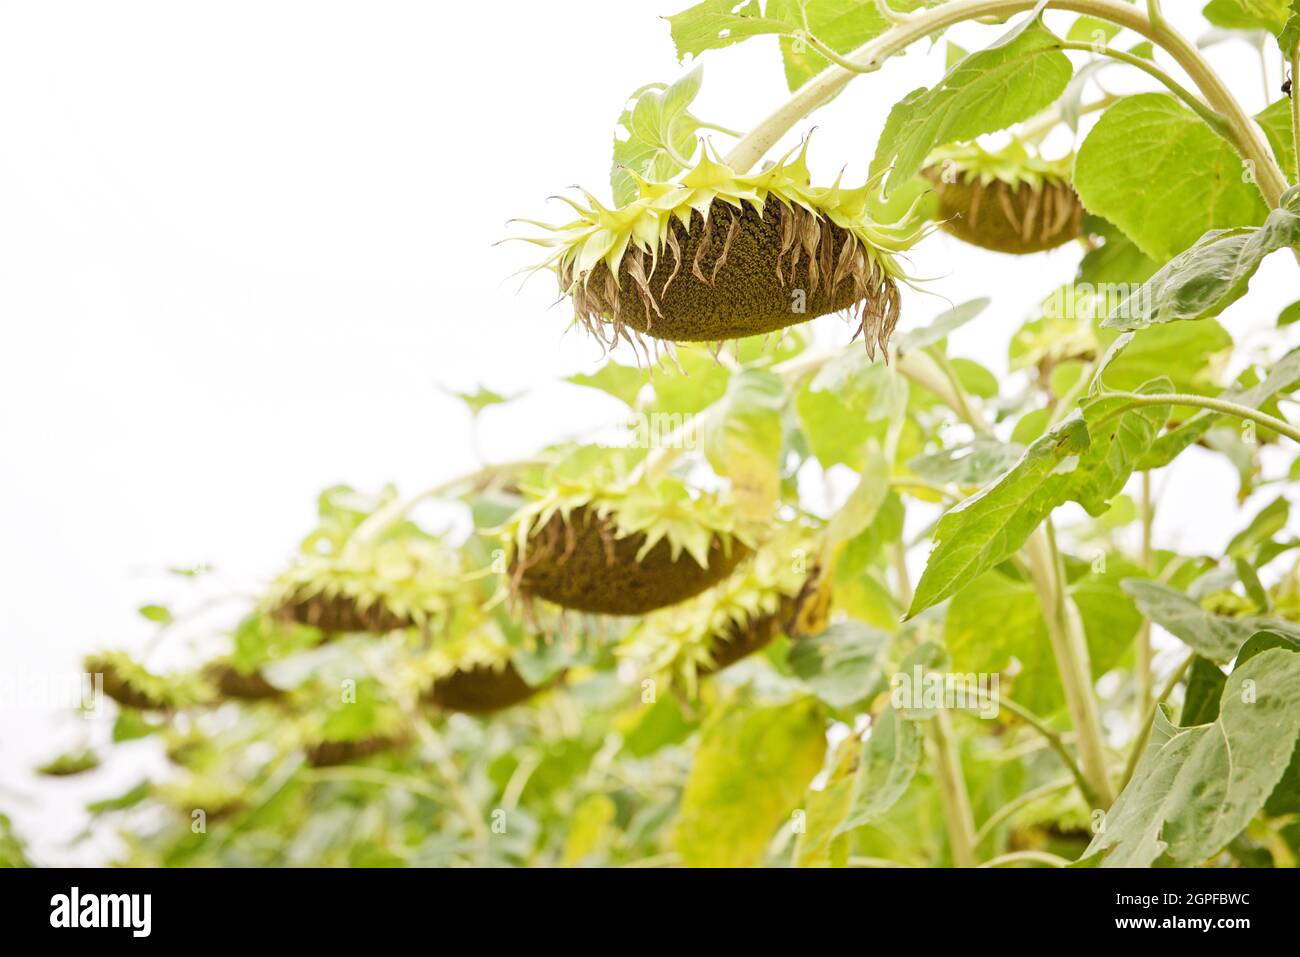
top-left (723, 0), bottom-right (1291, 212)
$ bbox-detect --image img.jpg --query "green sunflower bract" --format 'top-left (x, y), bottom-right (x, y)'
top-left (515, 143), bottom-right (928, 357)
top-left (922, 141), bottom-right (1084, 255)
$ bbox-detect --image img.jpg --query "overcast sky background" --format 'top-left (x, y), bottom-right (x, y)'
top-left (1, 1), bottom-right (1296, 864)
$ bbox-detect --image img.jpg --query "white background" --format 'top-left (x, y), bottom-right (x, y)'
top-left (0, 1), bottom-right (1295, 864)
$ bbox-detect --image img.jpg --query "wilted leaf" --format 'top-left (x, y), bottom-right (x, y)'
top-left (674, 697), bottom-right (827, 867)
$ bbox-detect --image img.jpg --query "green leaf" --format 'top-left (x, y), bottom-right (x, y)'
top-left (567, 361), bottom-right (646, 407)
top-left (1120, 579), bottom-right (1262, 663)
top-left (666, 0), bottom-right (797, 59)
top-left (1279, 300), bottom-right (1300, 325)
top-left (1075, 94), bottom-right (1268, 263)
top-left (1138, 345), bottom-right (1300, 468)
top-left (674, 697), bottom-right (827, 867)
top-left (1085, 649), bottom-right (1300, 866)
top-left (138, 604), bottom-right (173, 625)
top-left (1066, 15), bottom-right (1121, 45)
top-left (611, 66), bottom-right (711, 206)
top-left (908, 419), bottom-right (1090, 616)
top-left (1077, 217), bottom-right (1161, 285)
top-left (1227, 495), bottom-right (1290, 559)
top-left (795, 351), bottom-right (902, 469)
top-left (1257, 97), bottom-right (1296, 178)
top-left (872, 14), bottom-right (1073, 194)
top-left (1071, 379), bottom-right (1172, 516)
top-left (1181, 656), bottom-right (1228, 726)
top-left (834, 706), bottom-right (923, 834)
top-left (789, 622), bottom-right (891, 709)
top-left (772, 0), bottom-right (901, 92)
top-left (701, 368), bottom-right (786, 521)
top-left (620, 695), bottom-right (696, 758)
top-left (946, 561), bottom-right (1142, 715)
top-left (826, 447), bottom-right (890, 545)
top-left (897, 299), bottom-right (991, 353)
top-left (1101, 207), bottom-right (1300, 330)
top-left (908, 437), bottom-right (1025, 488)
top-left (1280, 1), bottom-right (1300, 54)
top-left (448, 386), bottom-right (514, 417)
top-left (1098, 320), bottom-right (1233, 396)
top-left (648, 346), bottom-right (730, 414)
top-left (1203, 0), bottom-right (1294, 36)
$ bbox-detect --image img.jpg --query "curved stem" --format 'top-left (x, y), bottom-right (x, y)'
top-left (1057, 41), bottom-right (1229, 138)
top-left (723, 0), bottom-right (1290, 209)
top-left (973, 776), bottom-right (1075, 848)
top-left (1097, 392), bottom-right (1300, 446)
top-left (1136, 470), bottom-right (1155, 719)
top-left (980, 849), bottom-right (1071, 867)
top-left (342, 458), bottom-right (546, 557)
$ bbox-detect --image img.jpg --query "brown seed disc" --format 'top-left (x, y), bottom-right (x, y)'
top-left (203, 663), bottom-right (284, 701)
top-left (304, 732), bottom-right (410, 768)
top-left (514, 506), bottom-right (749, 615)
top-left (97, 667), bottom-right (167, 712)
top-left (698, 599), bottom-right (795, 677)
top-left (923, 168), bottom-right (1084, 254)
top-left (277, 592), bottom-right (413, 634)
top-left (562, 199), bottom-right (901, 353)
top-left (423, 662), bottom-right (546, 714)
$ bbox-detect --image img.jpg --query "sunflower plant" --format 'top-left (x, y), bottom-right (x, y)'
top-left (26, 0), bottom-right (1300, 872)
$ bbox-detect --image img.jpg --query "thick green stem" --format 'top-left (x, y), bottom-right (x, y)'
top-left (1056, 42), bottom-right (1229, 138)
top-left (723, 0), bottom-right (1290, 210)
top-left (1022, 524), bottom-right (1116, 808)
top-left (931, 709), bottom-right (979, 867)
top-left (1136, 471), bottom-right (1155, 719)
top-left (1291, 49), bottom-right (1300, 186)
top-left (1098, 392), bottom-right (1300, 446)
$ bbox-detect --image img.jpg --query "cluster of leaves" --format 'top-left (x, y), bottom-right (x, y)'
top-left (14, 1), bottom-right (1300, 868)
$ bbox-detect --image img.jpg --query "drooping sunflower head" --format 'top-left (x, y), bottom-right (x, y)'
top-left (514, 142), bottom-right (930, 357)
top-left (85, 651), bottom-right (211, 712)
top-left (616, 523), bottom-right (821, 696)
top-left (296, 677), bottom-right (410, 767)
top-left (921, 140), bottom-right (1084, 254)
top-left (499, 448), bottom-right (753, 616)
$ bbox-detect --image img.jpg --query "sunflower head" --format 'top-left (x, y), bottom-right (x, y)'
top-left (499, 448), bottom-right (752, 616)
top-left (922, 141), bottom-right (1084, 254)
top-left (616, 523), bottom-right (819, 696)
top-left (85, 651), bottom-right (211, 711)
top-left (515, 142), bottom-right (930, 357)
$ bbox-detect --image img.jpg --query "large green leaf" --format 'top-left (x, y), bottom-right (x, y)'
top-left (908, 437), bottom-right (1025, 488)
top-left (946, 562), bottom-right (1143, 715)
top-left (907, 419), bottom-right (1090, 616)
top-left (1257, 98), bottom-right (1296, 177)
top-left (1084, 649), bottom-right (1300, 866)
top-left (1101, 207), bottom-right (1300, 330)
top-left (674, 697), bottom-right (827, 867)
top-left (872, 14), bottom-right (1073, 194)
top-left (1075, 94), bottom-right (1268, 263)
top-left (833, 706), bottom-right (923, 834)
top-left (666, 1), bottom-right (922, 92)
top-left (789, 621), bottom-right (891, 709)
top-left (1203, 0), bottom-right (1294, 35)
top-left (701, 368), bottom-right (786, 520)
top-left (1121, 579), bottom-right (1268, 663)
top-left (1138, 346), bottom-right (1300, 468)
top-left (909, 379), bottom-right (1169, 615)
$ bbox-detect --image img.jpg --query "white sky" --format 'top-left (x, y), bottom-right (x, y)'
top-left (0, 1), bottom-right (1295, 864)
